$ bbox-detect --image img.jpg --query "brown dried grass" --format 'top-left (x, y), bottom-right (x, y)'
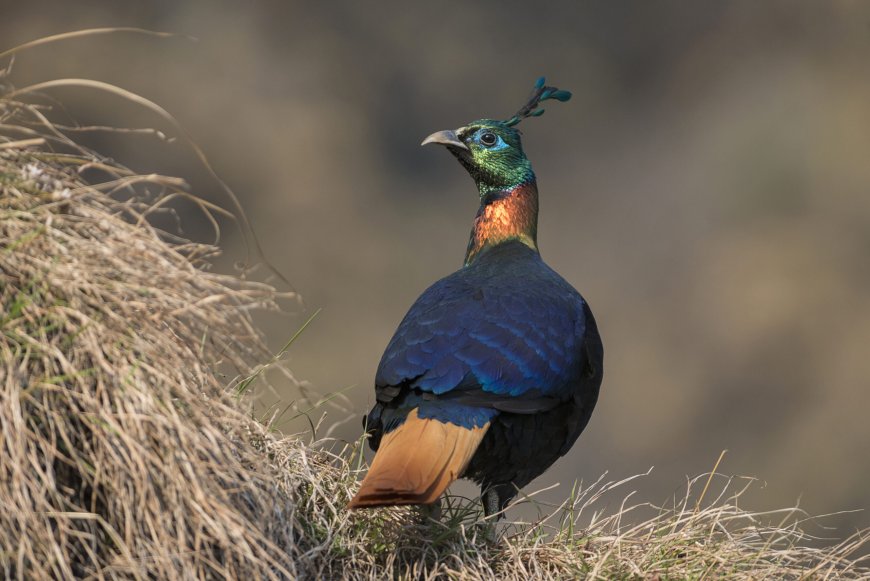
top-left (1, 31), bottom-right (868, 580)
top-left (0, 86), bottom-right (302, 578)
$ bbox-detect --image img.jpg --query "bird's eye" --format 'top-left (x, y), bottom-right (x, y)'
top-left (479, 132), bottom-right (498, 146)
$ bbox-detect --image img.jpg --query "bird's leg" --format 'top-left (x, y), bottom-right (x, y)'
top-left (482, 488), bottom-right (502, 519)
top-left (419, 497), bottom-right (442, 523)
top-left (479, 488), bottom-right (505, 544)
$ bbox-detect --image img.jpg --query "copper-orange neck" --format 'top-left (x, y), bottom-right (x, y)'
top-left (464, 182), bottom-right (539, 265)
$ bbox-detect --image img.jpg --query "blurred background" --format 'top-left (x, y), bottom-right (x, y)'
top-left (4, 1), bottom-right (868, 534)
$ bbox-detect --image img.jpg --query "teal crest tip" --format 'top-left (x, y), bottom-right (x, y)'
top-left (503, 77), bottom-right (572, 128)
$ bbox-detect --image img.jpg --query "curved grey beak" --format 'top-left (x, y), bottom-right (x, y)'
top-left (421, 129), bottom-right (468, 150)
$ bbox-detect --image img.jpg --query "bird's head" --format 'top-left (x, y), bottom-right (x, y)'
top-left (421, 77), bottom-right (571, 197)
top-left (422, 120), bottom-right (530, 196)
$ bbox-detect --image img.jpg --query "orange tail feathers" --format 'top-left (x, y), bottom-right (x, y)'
top-left (348, 409), bottom-right (489, 508)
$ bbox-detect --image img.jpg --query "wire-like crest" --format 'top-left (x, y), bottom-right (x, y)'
top-left (503, 77), bottom-right (572, 127)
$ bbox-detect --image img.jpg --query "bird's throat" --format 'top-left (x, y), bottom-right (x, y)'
top-left (465, 182), bottom-right (539, 265)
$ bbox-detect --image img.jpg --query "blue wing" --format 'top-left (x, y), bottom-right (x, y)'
top-left (375, 242), bottom-right (589, 420)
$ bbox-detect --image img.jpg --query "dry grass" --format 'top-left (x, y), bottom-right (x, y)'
top-left (0, 76), bottom-right (297, 578)
top-left (1, 31), bottom-right (869, 580)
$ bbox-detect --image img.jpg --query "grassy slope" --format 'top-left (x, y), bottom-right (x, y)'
top-left (1, 76), bottom-right (868, 580)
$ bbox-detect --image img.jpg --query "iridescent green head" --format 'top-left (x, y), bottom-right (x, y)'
top-left (421, 77), bottom-right (571, 197)
top-left (423, 120), bottom-right (530, 196)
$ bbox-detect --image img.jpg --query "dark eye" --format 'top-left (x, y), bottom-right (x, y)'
top-left (480, 132), bottom-right (497, 146)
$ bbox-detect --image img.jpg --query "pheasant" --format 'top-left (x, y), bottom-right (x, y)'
top-left (348, 78), bottom-right (603, 517)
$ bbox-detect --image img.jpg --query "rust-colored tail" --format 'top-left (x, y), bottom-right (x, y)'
top-left (348, 409), bottom-right (489, 508)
